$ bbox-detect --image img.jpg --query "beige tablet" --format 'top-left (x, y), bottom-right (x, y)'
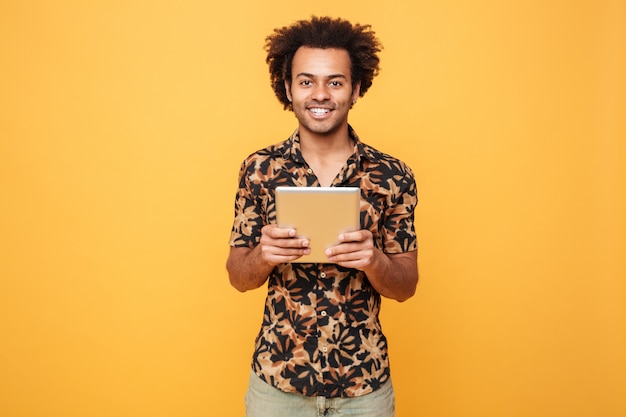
top-left (275, 186), bottom-right (361, 263)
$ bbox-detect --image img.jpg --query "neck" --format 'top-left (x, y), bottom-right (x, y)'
top-left (298, 125), bottom-right (352, 159)
top-left (298, 126), bottom-right (354, 188)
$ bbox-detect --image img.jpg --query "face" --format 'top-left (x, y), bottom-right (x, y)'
top-left (285, 46), bottom-right (361, 138)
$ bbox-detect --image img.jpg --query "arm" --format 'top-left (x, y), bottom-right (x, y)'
top-left (325, 230), bottom-right (418, 302)
top-left (226, 225), bottom-right (311, 292)
top-left (226, 246), bottom-right (273, 292)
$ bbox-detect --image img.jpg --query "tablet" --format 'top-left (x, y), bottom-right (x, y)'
top-left (275, 186), bottom-right (361, 263)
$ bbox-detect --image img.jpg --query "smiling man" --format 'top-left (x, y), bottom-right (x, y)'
top-left (226, 16), bottom-right (419, 417)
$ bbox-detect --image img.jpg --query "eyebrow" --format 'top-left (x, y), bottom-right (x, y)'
top-left (295, 72), bottom-right (348, 80)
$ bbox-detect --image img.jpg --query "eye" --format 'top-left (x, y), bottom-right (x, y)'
top-left (300, 80), bottom-right (312, 86)
top-left (330, 81), bottom-right (342, 87)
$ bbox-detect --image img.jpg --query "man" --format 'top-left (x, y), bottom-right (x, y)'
top-left (227, 16), bottom-right (418, 417)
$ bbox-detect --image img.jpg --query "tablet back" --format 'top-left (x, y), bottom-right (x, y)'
top-left (275, 186), bottom-right (360, 263)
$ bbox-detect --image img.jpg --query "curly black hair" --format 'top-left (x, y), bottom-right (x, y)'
top-left (264, 16), bottom-right (382, 110)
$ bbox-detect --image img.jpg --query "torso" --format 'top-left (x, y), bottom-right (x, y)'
top-left (228, 128), bottom-right (419, 398)
top-left (301, 137), bottom-right (354, 187)
top-left (305, 161), bottom-right (345, 186)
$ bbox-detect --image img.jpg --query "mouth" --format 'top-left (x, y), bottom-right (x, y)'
top-left (307, 107), bottom-right (333, 118)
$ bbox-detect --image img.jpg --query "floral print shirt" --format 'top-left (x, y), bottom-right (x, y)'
top-left (229, 126), bottom-right (418, 398)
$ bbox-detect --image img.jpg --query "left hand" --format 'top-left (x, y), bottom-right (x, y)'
top-left (325, 229), bottom-right (376, 269)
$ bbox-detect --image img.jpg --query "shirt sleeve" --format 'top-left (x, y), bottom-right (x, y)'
top-left (228, 157), bottom-right (265, 248)
top-left (381, 162), bottom-right (418, 253)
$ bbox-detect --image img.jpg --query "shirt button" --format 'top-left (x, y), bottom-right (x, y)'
top-left (320, 272), bottom-right (327, 278)
top-left (321, 311), bottom-right (327, 317)
top-left (322, 346), bottom-right (328, 352)
top-left (307, 168), bottom-right (313, 174)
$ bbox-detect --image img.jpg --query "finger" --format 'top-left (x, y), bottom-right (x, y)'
top-left (338, 229), bottom-right (371, 243)
top-left (326, 247), bottom-right (373, 263)
top-left (335, 259), bottom-right (369, 269)
top-left (261, 224), bottom-right (295, 238)
top-left (325, 241), bottom-right (370, 257)
top-left (262, 246), bottom-right (311, 263)
top-left (268, 226), bottom-right (297, 238)
top-left (261, 236), bottom-right (309, 249)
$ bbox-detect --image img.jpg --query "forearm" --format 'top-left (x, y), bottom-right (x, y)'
top-left (362, 249), bottom-right (418, 302)
top-left (226, 246), bottom-right (275, 292)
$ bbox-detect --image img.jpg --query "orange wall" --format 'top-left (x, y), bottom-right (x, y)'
top-left (1, 1), bottom-right (624, 416)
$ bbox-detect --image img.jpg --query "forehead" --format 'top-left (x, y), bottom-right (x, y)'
top-left (291, 46), bottom-right (352, 79)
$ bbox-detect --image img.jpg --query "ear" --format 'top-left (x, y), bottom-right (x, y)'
top-left (284, 80), bottom-right (292, 102)
top-left (351, 81), bottom-right (361, 103)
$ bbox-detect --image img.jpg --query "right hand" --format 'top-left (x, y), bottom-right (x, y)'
top-left (259, 224), bottom-right (310, 266)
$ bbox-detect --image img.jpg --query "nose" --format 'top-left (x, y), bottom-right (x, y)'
top-left (311, 83), bottom-right (330, 101)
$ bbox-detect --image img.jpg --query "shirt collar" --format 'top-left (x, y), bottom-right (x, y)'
top-left (280, 125), bottom-right (376, 164)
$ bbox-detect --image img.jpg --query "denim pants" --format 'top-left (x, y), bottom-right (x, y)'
top-left (245, 371), bottom-right (395, 417)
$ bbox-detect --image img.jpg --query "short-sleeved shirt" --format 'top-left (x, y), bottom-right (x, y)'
top-left (229, 126), bottom-right (418, 398)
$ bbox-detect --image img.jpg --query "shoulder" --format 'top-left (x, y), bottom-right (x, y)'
top-left (241, 140), bottom-right (287, 164)
top-left (238, 139), bottom-right (289, 174)
top-left (360, 141), bottom-right (415, 180)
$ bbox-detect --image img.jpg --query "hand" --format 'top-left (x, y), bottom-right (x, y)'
top-left (259, 224), bottom-right (311, 266)
top-left (324, 229), bottom-right (377, 270)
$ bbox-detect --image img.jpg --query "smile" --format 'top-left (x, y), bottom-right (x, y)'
top-left (308, 107), bottom-right (331, 116)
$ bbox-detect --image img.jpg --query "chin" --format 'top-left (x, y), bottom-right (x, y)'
top-left (304, 126), bottom-right (338, 136)
top-left (301, 120), bottom-right (345, 135)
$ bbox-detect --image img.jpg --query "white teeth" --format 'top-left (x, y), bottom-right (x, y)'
top-left (310, 108), bottom-right (330, 115)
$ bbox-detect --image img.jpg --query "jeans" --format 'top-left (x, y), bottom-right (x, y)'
top-left (245, 371), bottom-right (395, 417)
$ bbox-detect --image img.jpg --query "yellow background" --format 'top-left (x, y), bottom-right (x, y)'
top-left (1, 1), bottom-right (624, 416)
